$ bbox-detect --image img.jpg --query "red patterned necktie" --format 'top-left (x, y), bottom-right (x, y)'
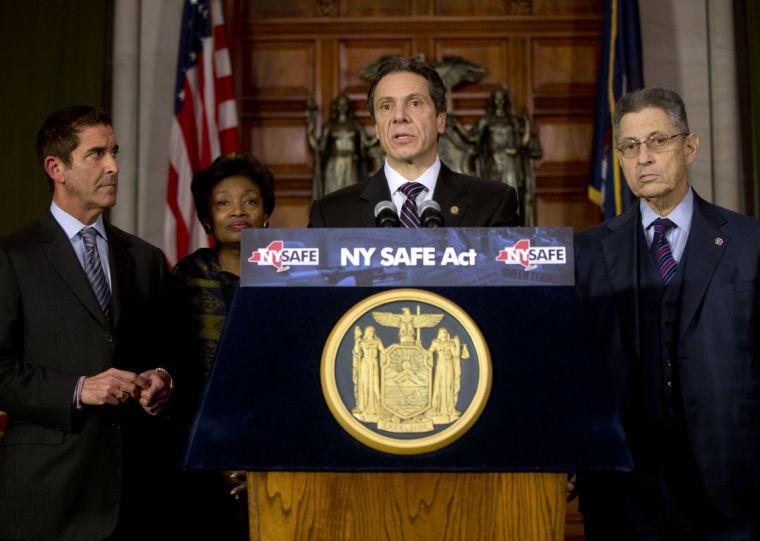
top-left (649, 218), bottom-right (678, 284)
top-left (398, 182), bottom-right (426, 228)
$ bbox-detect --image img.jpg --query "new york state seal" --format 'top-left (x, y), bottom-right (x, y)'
top-left (321, 289), bottom-right (491, 455)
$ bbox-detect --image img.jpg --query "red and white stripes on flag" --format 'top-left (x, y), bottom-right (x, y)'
top-left (164, 0), bottom-right (239, 266)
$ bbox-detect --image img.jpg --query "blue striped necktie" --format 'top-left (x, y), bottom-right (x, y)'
top-left (80, 227), bottom-right (111, 318)
top-left (398, 182), bottom-right (426, 228)
top-left (649, 218), bottom-right (678, 284)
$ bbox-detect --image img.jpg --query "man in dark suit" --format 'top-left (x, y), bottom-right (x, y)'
top-left (309, 56), bottom-right (520, 227)
top-left (0, 105), bottom-right (175, 540)
top-left (575, 88), bottom-right (760, 538)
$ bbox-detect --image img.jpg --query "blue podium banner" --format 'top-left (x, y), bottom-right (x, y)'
top-left (240, 227), bottom-right (573, 287)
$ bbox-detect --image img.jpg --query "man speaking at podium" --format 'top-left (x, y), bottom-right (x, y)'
top-left (309, 56), bottom-right (521, 228)
top-left (575, 88), bottom-right (760, 538)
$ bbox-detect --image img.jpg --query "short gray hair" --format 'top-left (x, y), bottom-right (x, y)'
top-left (613, 88), bottom-right (689, 141)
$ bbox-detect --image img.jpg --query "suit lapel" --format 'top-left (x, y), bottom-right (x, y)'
top-left (432, 164), bottom-right (467, 226)
top-left (359, 169), bottom-right (393, 227)
top-left (41, 212), bottom-right (110, 328)
top-left (106, 225), bottom-right (132, 329)
top-left (600, 206), bottom-right (640, 358)
top-left (678, 194), bottom-right (728, 342)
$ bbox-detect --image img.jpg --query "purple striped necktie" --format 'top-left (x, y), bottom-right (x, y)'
top-left (398, 182), bottom-right (426, 228)
top-left (649, 218), bottom-right (678, 284)
top-left (80, 227), bottom-right (112, 318)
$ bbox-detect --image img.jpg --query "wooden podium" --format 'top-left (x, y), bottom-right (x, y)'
top-left (185, 229), bottom-right (630, 541)
top-left (247, 472), bottom-right (566, 540)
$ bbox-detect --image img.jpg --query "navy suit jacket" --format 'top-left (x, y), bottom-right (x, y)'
top-left (308, 163), bottom-right (520, 227)
top-left (574, 192), bottom-right (760, 516)
top-left (0, 211), bottom-right (175, 540)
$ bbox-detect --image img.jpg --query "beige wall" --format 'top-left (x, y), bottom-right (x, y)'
top-left (639, 0), bottom-right (744, 212)
top-left (111, 0), bottom-right (183, 246)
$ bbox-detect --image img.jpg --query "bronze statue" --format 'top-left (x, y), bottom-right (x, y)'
top-left (307, 94), bottom-right (375, 198)
top-left (434, 55), bottom-right (486, 113)
top-left (475, 87), bottom-right (543, 224)
top-left (437, 116), bottom-right (478, 176)
top-left (435, 56), bottom-right (487, 175)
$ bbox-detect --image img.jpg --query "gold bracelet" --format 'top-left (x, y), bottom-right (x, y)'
top-left (154, 367), bottom-right (174, 391)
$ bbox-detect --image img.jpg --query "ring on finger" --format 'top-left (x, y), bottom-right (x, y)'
top-left (118, 390), bottom-right (129, 402)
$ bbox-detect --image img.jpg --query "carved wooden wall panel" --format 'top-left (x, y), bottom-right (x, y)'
top-left (338, 39), bottom-right (413, 107)
top-left (247, 123), bottom-right (310, 170)
top-left (434, 39), bottom-right (510, 89)
top-left (233, 0), bottom-right (603, 231)
top-left (532, 38), bottom-right (599, 93)
top-left (341, 0), bottom-right (412, 17)
top-left (538, 120), bottom-right (594, 162)
top-left (435, 0), bottom-right (513, 16)
top-left (245, 42), bottom-right (316, 96)
top-left (532, 0), bottom-right (601, 15)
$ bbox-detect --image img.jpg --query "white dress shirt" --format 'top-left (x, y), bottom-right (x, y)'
top-left (50, 202), bottom-right (112, 288)
top-left (384, 158), bottom-right (441, 217)
top-left (640, 187), bottom-right (694, 263)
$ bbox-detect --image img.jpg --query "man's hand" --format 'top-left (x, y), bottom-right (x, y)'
top-left (567, 473), bottom-right (578, 502)
top-left (80, 368), bottom-right (147, 406)
top-left (225, 471), bottom-right (247, 500)
top-left (136, 369), bottom-right (172, 416)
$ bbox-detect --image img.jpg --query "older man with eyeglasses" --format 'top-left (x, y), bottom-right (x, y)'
top-left (574, 88), bottom-right (760, 539)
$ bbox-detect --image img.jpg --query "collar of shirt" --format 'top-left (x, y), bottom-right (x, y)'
top-left (50, 201), bottom-right (112, 286)
top-left (385, 157), bottom-right (441, 216)
top-left (50, 201), bottom-right (108, 242)
top-left (639, 186), bottom-right (694, 263)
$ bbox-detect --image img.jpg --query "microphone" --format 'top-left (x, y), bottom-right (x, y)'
top-left (418, 200), bottom-right (444, 227)
top-left (374, 201), bottom-right (400, 227)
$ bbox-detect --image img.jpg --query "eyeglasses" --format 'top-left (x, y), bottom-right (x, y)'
top-left (615, 133), bottom-right (689, 158)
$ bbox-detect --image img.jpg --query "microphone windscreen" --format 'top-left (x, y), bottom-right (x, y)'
top-left (374, 200), bottom-right (397, 217)
top-left (417, 199), bottom-right (442, 216)
top-left (374, 200), bottom-right (400, 227)
top-left (418, 199), bottom-right (444, 227)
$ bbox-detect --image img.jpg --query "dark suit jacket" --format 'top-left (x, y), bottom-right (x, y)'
top-left (0, 211), bottom-right (175, 540)
top-left (309, 163), bottom-right (521, 227)
top-left (574, 192), bottom-right (760, 517)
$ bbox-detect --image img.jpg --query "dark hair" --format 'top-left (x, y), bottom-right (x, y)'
top-left (613, 88), bottom-right (690, 141)
top-left (191, 153), bottom-right (276, 227)
top-left (36, 105), bottom-right (112, 188)
top-left (367, 56), bottom-right (446, 121)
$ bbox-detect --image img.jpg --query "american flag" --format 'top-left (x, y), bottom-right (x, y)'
top-left (164, 0), bottom-right (239, 266)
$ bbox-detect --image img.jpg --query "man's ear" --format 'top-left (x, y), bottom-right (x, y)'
top-left (44, 156), bottom-right (66, 186)
top-left (436, 112), bottom-right (447, 134)
top-left (684, 133), bottom-right (699, 166)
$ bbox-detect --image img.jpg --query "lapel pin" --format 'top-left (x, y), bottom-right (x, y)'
top-left (714, 236), bottom-right (724, 247)
top-left (450, 205), bottom-right (460, 216)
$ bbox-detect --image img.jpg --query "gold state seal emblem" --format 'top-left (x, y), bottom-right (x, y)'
top-left (321, 289), bottom-right (491, 454)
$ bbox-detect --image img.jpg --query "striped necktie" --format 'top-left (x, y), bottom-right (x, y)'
top-left (80, 227), bottom-right (111, 318)
top-left (398, 182), bottom-right (426, 228)
top-left (649, 218), bottom-right (678, 284)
